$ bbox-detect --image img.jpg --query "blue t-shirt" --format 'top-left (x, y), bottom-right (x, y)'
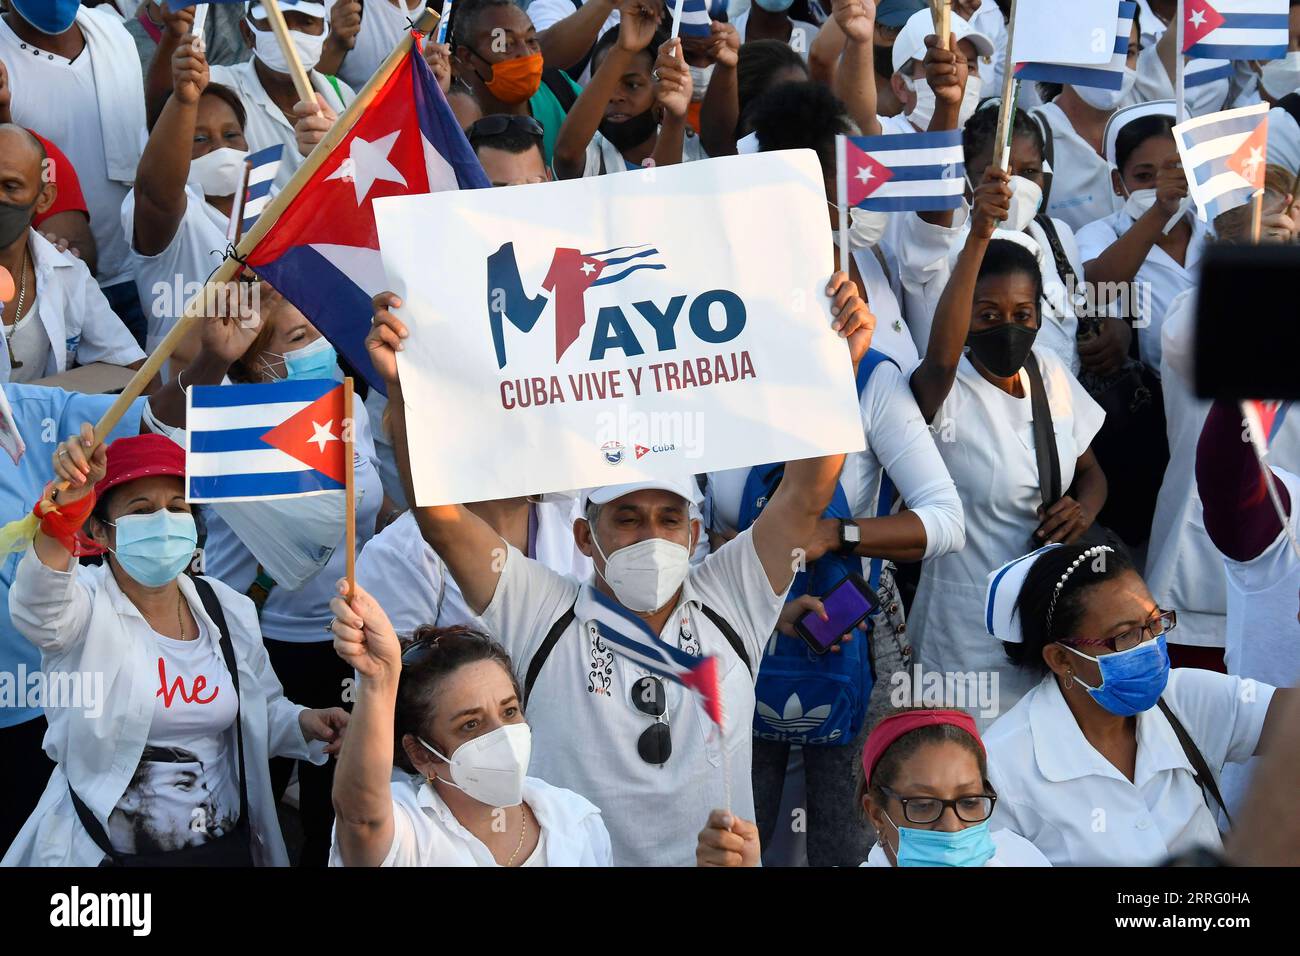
top-left (0, 385), bottom-right (145, 728)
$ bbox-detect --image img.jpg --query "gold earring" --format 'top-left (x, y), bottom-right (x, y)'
top-left (1064, 670), bottom-right (1075, 690)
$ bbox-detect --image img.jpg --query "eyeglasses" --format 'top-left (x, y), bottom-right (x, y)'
top-left (1061, 609), bottom-right (1177, 654)
top-left (631, 676), bottom-right (671, 765)
top-left (878, 785), bottom-right (997, 825)
top-left (467, 113), bottom-right (545, 143)
top-left (400, 630), bottom-right (494, 667)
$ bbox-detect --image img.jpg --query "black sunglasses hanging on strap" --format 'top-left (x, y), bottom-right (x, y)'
top-left (69, 577), bottom-right (254, 867)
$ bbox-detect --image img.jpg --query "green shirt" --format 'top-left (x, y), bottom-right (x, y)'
top-left (528, 71), bottom-right (582, 169)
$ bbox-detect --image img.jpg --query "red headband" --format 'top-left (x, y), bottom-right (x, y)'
top-left (861, 709), bottom-right (985, 789)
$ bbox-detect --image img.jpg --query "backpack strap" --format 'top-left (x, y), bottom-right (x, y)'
top-left (523, 598), bottom-right (577, 708)
top-left (541, 68), bottom-right (579, 114)
top-left (1156, 697), bottom-right (1233, 827)
top-left (1025, 351), bottom-right (1062, 510)
top-left (699, 604), bottom-right (752, 677)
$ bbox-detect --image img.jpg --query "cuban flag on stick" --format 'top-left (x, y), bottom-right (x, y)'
top-left (1183, 0), bottom-right (1289, 60)
top-left (837, 130), bottom-right (965, 213)
top-left (675, 0), bottom-right (712, 38)
top-left (1173, 102), bottom-right (1269, 221)
top-left (244, 39), bottom-right (490, 394)
top-left (240, 144), bottom-right (284, 236)
top-left (1015, 2), bottom-right (1136, 90)
top-left (186, 380), bottom-right (349, 502)
top-left (586, 589), bottom-right (725, 726)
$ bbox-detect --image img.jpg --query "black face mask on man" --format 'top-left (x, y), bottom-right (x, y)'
top-left (0, 198), bottom-right (36, 249)
top-left (599, 109), bottom-right (658, 153)
top-left (966, 324), bottom-right (1038, 378)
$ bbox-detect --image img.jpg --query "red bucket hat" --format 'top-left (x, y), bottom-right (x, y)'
top-left (94, 434), bottom-right (186, 501)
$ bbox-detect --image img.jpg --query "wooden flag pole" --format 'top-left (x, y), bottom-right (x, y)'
top-left (344, 376), bottom-right (357, 599)
top-left (261, 0), bottom-right (320, 110)
top-left (836, 136), bottom-right (851, 277)
top-left (938, 0), bottom-right (951, 51)
top-left (1251, 188), bottom-right (1264, 243)
top-left (992, 0), bottom-right (1019, 173)
top-left (82, 8), bottom-right (440, 451)
top-left (1175, 0), bottom-right (1187, 124)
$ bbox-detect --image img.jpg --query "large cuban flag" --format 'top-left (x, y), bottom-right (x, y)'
top-left (245, 39), bottom-right (490, 393)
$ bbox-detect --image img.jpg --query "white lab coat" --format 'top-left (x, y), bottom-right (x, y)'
top-left (985, 668), bottom-right (1275, 867)
top-left (1034, 101), bottom-right (1122, 233)
top-left (2, 554), bottom-right (325, 867)
top-left (26, 229), bottom-right (145, 377)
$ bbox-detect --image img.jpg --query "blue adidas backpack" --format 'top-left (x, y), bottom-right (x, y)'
top-left (741, 350), bottom-right (898, 746)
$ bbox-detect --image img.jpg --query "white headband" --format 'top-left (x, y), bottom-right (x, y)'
top-left (1103, 99), bottom-right (1176, 170)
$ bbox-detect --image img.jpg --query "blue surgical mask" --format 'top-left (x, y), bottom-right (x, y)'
top-left (1063, 634), bottom-right (1171, 716)
top-left (11, 0), bottom-right (80, 35)
top-left (754, 0), bottom-right (795, 12)
top-left (885, 812), bottom-right (997, 867)
top-left (266, 336), bottom-right (339, 381)
top-left (110, 511), bottom-right (199, 588)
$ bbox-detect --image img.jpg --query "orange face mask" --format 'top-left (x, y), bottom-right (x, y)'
top-left (481, 51), bottom-right (544, 105)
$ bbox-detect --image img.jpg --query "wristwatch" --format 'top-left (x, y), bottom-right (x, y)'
top-left (836, 519), bottom-right (861, 555)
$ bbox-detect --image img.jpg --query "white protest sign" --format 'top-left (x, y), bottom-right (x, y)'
top-left (1009, 0), bottom-right (1117, 67)
top-left (374, 151), bottom-right (867, 507)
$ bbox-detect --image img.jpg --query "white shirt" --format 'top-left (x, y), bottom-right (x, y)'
top-left (328, 773), bottom-right (613, 866)
top-left (860, 828), bottom-right (1050, 867)
top-left (478, 526), bottom-right (787, 866)
top-left (202, 400), bottom-right (383, 643)
top-left (24, 229), bottom-right (145, 377)
top-left (985, 668), bottom-right (1275, 866)
top-left (120, 185), bottom-right (229, 353)
top-left (3, 304), bottom-right (50, 385)
top-left (1075, 207), bottom-right (1209, 374)
top-left (355, 498), bottom-right (594, 637)
top-left (209, 59), bottom-right (354, 193)
top-left (963, 0), bottom-right (1008, 98)
top-left (0, 9), bottom-right (141, 287)
top-left (1267, 104), bottom-right (1300, 175)
top-left (1219, 468), bottom-right (1300, 815)
top-left (908, 349), bottom-right (1105, 725)
top-left (732, 10), bottom-right (818, 61)
top-left (2, 557), bottom-right (323, 867)
top-left (337, 0), bottom-right (425, 90)
top-left (528, 0), bottom-right (620, 85)
top-left (708, 357), bottom-right (964, 563)
top-left (852, 244), bottom-right (918, 370)
top-left (1035, 100), bottom-right (1121, 233)
top-left (581, 126), bottom-right (709, 176)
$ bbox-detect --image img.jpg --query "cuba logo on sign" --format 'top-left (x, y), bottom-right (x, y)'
top-left (486, 241), bottom-right (748, 369)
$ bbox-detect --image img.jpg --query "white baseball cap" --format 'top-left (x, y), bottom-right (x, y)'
top-left (581, 478), bottom-right (702, 512)
top-left (248, 1), bottom-right (327, 20)
top-left (892, 7), bottom-right (994, 76)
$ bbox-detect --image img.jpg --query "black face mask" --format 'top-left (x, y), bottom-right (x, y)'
top-left (599, 108), bottom-right (658, 153)
top-left (0, 198), bottom-right (35, 249)
top-left (967, 324), bottom-right (1038, 378)
top-left (874, 44), bottom-right (894, 78)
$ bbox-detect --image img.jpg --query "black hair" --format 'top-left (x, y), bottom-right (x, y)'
top-left (1115, 113), bottom-right (1176, 175)
top-left (393, 625), bottom-right (522, 773)
top-left (1036, 82), bottom-right (1063, 103)
top-left (468, 118), bottom-right (544, 157)
top-left (976, 238), bottom-right (1045, 314)
top-left (1006, 541), bottom-right (1137, 675)
top-left (736, 39), bottom-right (809, 136)
top-left (449, 0), bottom-right (519, 53)
top-left (750, 81), bottom-right (850, 177)
top-left (855, 706), bottom-right (989, 819)
top-left (590, 23), bottom-right (671, 75)
top-left (147, 82), bottom-right (248, 135)
top-left (962, 102), bottom-right (1044, 170)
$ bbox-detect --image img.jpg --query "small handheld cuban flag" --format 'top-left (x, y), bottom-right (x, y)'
top-left (586, 589), bottom-right (725, 725)
top-left (240, 144), bottom-right (284, 236)
top-left (1172, 102), bottom-right (1269, 221)
top-left (836, 129), bottom-right (965, 213)
top-left (1182, 0), bottom-right (1289, 61)
top-left (676, 0), bottom-right (712, 38)
top-left (186, 380), bottom-right (349, 502)
top-left (1015, 2), bottom-right (1136, 91)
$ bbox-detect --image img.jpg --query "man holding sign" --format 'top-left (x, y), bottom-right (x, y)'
top-left (363, 244), bottom-right (873, 864)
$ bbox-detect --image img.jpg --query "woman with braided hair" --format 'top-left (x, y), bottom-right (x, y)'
top-left (977, 542), bottom-right (1296, 866)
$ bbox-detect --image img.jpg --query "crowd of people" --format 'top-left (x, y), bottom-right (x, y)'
top-left (0, 0), bottom-right (1297, 869)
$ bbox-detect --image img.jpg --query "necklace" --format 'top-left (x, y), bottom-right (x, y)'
top-left (5, 247), bottom-right (29, 370)
top-left (176, 591), bottom-right (187, 640)
top-left (504, 805), bottom-right (528, 867)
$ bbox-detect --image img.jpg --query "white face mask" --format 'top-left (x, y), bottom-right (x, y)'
top-left (189, 146), bottom-right (249, 198)
top-left (904, 73), bottom-right (982, 131)
top-left (418, 723), bottom-right (532, 808)
top-left (1073, 67), bottom-right (1137, 113)
top-left (688, 62), bottom-right (714, 102)
top-left (247, 18), bottom-right (325, 74)
top-left (1123, 185), bottom-right (1158, 220)
top-left (589, 523), bottom-right (692, 614)
top-left (1005, 175), bottom-right (1043, 232)
top-left (848, 205), bottom-right (889, 248)
top-left (1261, 50), bottom-right (1300, 101)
